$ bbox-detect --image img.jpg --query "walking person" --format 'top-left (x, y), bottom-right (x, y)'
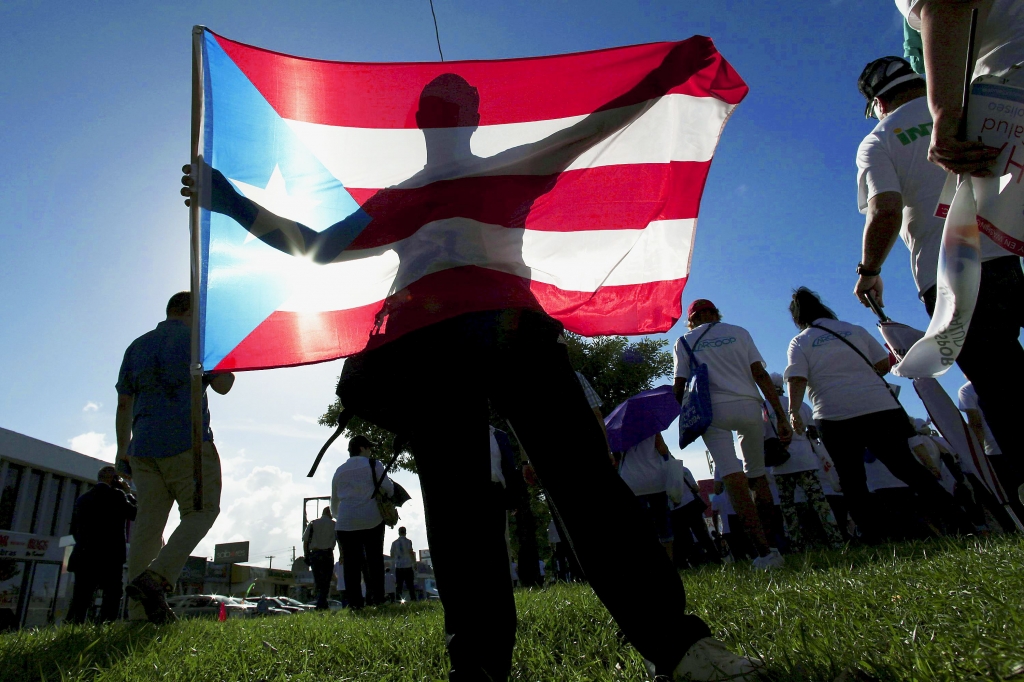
top-left (784, 287), bottom-right (970, 542)
top-left (763, 373), bottom-right (845, 551)
top-left (303, 507), bottom-right (338, 611)
top-left (673, 299), bottom-right (792, 570)
top-left (666, 458), bottom-right (720, 567)
top-left (66, 465), bottom-right (137, 624)
top-left (851, 54), bottom-right (1024, 469)
top-left (812, 437), bottom-right (851, 539)
top-left (118, 292), bottom-right (235, 624)
top-left (618, 433), bottom-right (674, 559)
top-left (331, 435), bottom-right (394, 608)
top-left (959, 380), bottom-right (1024, 523)
top-left (391, 526), bottom-right (417, 602)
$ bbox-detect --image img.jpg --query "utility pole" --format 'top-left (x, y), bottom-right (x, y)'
top-left (266, 555), bottom-right (275, 570)
top-left (292, 546), bottom-right (296, 563)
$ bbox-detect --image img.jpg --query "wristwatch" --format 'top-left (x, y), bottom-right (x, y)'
top-left (856, 263), bottom-right (881, 277)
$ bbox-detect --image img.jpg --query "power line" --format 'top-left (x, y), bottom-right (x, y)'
top-left (428, 0), bottom-right (444, 62)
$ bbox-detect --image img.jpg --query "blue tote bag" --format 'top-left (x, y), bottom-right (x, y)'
top-left (677, 325), bottom-right (716, 448)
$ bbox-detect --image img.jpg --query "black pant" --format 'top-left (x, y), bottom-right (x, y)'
top-left (67, 566), bottom-right (123, 623)
top-left (819, 408), bottom-right (968, 540)
top-left (366, 310), bottom-right (709, 680)
top-left (671, 503), bottom-right (719, 566)
top-left (307, 549), bottom-right (335, 610)
top-left (395, 567), bottom-right (416, 601)
top-left (336, 524), bottom-right (385, 608)
top-left (924, 256), bottom-right (1024, 459)
top-left (825, 495), bottom-right (850, 540)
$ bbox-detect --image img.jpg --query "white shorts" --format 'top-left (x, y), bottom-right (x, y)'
top-left (702, 399), bottom-right (766, 479)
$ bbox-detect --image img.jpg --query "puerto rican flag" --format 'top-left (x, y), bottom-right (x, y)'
top-left (195, 28), bottom-right (747, 372)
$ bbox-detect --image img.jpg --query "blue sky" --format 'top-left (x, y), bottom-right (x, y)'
top-left (0, 0), bottom-right (966, 565)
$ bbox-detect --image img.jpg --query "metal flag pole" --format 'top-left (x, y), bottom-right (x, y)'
top-left (189, 25), bottom-right (207, 512)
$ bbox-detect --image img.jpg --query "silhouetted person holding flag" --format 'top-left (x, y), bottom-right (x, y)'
top-left (184, 44), bottom-right (763, 680)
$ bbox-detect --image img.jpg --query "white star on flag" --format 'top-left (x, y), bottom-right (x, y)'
top-left (229, 165), bottom-right (322, 243)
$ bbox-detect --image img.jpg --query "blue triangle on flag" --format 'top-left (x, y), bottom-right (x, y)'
top-left (200, 33), bottom-right (367, 369)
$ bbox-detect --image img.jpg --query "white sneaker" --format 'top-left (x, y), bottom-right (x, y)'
top-left (750, 548), bottom-right (784, 571)
top-left (671, 637), bottom-right (763, 681)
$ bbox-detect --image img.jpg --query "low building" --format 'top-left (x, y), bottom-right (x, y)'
top-left (0, 427), bottom-right (109, 629)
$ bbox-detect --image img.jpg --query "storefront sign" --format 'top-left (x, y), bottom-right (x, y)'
top-left (0, 531), bottom-right (62, 561)
top-left (214, 541), bottom-right (249, 564)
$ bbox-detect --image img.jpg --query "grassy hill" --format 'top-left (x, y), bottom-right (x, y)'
top-left (5, 536), bottom-right (1024, 681)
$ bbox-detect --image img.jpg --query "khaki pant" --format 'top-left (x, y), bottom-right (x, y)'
top-left (127, 441), bottom-right (221, 620)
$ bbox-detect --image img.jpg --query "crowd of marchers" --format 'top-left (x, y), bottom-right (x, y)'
top-left (61, 2), bottom-right (1024, 681)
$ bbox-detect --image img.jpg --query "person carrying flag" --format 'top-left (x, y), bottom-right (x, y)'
top-left (184, 49), bottom-right (763, 680)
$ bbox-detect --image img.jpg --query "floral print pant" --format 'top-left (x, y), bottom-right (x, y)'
top-left (775, 470), bottom-right (844, 551)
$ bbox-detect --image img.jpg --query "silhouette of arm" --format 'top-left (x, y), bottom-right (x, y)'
top-left (483, 42), bottom-right (702, 177)
top-left (205, 166), bottom-right (371, 264)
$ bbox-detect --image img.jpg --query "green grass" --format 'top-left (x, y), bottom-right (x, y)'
top-left (5, 536), bottom-right (1024, 681)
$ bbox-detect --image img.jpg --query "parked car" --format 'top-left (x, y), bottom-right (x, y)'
top-left (166, 595), bottom-right (256, 620)
top-left (276, 597), bottom-right (315, 611)
top-left (304, 599), bottom-right (345, 612)
top-left (423, 579), bottom-right (439, 600)
top-left (244, 596), bottom-right (301, 614)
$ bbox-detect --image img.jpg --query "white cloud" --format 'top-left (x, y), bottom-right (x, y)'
top-left (292, 414), bottom-right (318, 425)
top-left (82, 401), bottom-right (101, 412)
top-left (68, 432), bottom-right (117, 462)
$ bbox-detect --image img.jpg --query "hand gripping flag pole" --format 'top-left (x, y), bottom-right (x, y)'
top-left (189, 25), bottom-right (207, 512)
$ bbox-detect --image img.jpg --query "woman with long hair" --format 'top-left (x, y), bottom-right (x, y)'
top-left (783, 287), bottom-right (969, 541)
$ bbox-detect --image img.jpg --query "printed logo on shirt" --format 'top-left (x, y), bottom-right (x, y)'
top-left (695, 337), bottom-right (737, 351)
top-left (893, 123), bottom-right (932, 145)
top-left (812, 330), bottom-right (853, 347)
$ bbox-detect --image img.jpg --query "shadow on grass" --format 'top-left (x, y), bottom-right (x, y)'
top-left (0, 621), bottom-right (165, 682)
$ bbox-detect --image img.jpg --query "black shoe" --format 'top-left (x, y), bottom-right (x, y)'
top-left (126, 570), bottom-right (176, 625)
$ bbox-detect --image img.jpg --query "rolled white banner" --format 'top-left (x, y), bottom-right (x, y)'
top-left (894, 175), bottom-right (981, 378)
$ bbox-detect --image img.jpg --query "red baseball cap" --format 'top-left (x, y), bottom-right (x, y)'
top-left (687, 299), bottom-right (718, 319)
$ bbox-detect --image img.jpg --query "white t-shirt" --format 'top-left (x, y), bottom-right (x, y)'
top-left (547, 519), bottom-right (561, 544)
top-left (766, 472), bottom-right (781, 505)
top-left (710, 492), bottom-right (732, 533)
top-left (331, 456), bottom-right (395, 531)
top-left (908, 434), bottom-right (957, 494)
top-left (764, 397), bottom-right (820, 475)
top-left (489, 426), bottom-right (506, 487)
top-left (618, 435), bottom-right (667, 496)
top-left (674, 322), bottom-right (765, 405)
top-left (865, 454), bottom-right (909, 492)
top-left (665, 458), bottom-right (698, 509)
top-left (812, 439), bottom-right (842, 496)
top-left (334, 562), bottom-right (345, 590)
top-left (785, 319), bottom-right (897, 421)
top-left (958, 381), bottom-right (1002, 455)
top-left (857, 97), bottom-right (1009, 296)
top-left (899, 0), bottom-right (1024, 77)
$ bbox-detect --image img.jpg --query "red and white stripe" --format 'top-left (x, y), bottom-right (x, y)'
top-left (210, 33), bottom-right (747, 370)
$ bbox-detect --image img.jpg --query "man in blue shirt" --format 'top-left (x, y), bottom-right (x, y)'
top-left (117, 292), bottom-right (234, 624)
